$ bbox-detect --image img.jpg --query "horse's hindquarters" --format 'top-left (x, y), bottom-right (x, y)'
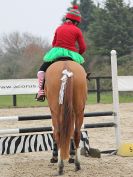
top-left (45, 60), bottom-right (87, 170)
top-left (45, 60), bottom-right (87, 102)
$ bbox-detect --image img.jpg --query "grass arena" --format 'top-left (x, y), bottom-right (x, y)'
top-left (0, 103), bottom-right (133, 177)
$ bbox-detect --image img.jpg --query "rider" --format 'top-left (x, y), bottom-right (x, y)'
top-left (36, 5), bottom-right (86, 101)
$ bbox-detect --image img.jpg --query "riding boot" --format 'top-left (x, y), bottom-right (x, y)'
top-left (35, 71), bottom-right (45, 102)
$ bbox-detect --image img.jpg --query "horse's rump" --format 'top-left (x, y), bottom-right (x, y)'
top-left (45, 61), bottom-right (87, 103)
top-left (45, 60), bottom-right (87, 159)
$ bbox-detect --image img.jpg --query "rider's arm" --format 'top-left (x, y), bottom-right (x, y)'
top-left (77, 30), bottom-right (86, 54)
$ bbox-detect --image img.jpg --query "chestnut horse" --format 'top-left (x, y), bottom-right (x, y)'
top-left (45, 60), bottom-right (87, 175)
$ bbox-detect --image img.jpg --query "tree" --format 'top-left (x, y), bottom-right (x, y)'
top-left (0, 32), bottom-right (50, 79)
top-left (87, 0), bottom-right (133, 56)
top-left (71, 0), bottom-right (78, 6)
top-left (79, 0), bottom-right (96, 31)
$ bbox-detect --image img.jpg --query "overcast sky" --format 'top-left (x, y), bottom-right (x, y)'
top-left (0, 0), bottom-right (132, 43)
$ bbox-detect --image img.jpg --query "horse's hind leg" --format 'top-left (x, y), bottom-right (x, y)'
top-left (58, 151), bottom-right (64, 175)
top-left (69, 138), bottom-right (75, 163)
top-left (74, 131), bottom-right (81, 171)
top-left (50, 110), bottom-right (64, 175)
top-left (74, 113), bottom-right (84, 171)
top-left (75, 148), bottom-right (81, 171)
top-left (50, 107), bottom-right (60, 163)
top-left (51, 139), bottom-right (75, 164)
top-left (50, 140), bottom-right (58, 163)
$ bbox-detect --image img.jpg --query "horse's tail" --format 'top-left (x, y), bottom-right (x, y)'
top-left (59, 74), bottom-right (74, 160)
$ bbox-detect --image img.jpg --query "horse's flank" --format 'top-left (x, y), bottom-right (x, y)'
top-left (45, 60), bottom-right (87, 160)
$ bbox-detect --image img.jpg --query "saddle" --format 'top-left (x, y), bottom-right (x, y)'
top-left (55, 57), bottom-right (73, 62)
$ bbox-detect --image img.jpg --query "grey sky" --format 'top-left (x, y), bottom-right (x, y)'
top-left (0, 0), bottom-right (132, 43)
top-left (0, 0), bottom-right (71, 43)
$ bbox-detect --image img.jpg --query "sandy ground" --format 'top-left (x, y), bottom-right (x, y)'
top-left (0, 103), bottom-right (133, 177)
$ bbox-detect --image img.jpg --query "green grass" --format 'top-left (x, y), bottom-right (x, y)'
top-left (0, 95), bottom-right (48, 108)
top-left (0, 92), bottom-right (133, 108)
top-left (86, 93), bottom-right (113, 104)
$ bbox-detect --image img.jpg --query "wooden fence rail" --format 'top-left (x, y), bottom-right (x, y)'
top-left (1, 76), bottom-right (112, 106)
top-left (88, 76), bottom-right (112, 103)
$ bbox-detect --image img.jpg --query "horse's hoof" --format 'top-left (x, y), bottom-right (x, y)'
top-left (68, 158), bottom-right (75, 163)
top-left (58, 168), bottom-right (64, 176)
top-left (75, 165), bottom-right (81, 171)
top-left (50, 157), bottom-right (58, 163)
top-left (58, 161), bottom-right (64, 175)
top-left (75, 162), bottom-right (81, 171)
top-left (53, 172), bottom-right (63, 176)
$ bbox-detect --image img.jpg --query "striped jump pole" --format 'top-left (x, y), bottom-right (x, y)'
top-left (0, 131), bottom-right (89, 155)
top-left (0, 111), bottom-right (115, 155)
top-left (0, 122), bottom-right (116, 135)
top-left (0, 111), bottom-right (114, 121)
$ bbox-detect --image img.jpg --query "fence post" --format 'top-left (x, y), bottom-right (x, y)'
top-left (13, 95), bottom-right (17, 107)
top-left (111, 50), bottom-right (121, 148)
top-left (96, 77), bottom-right (100, 103)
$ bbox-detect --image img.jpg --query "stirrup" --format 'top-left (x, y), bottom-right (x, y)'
top-left (35, 94), bottom-right (45, 102)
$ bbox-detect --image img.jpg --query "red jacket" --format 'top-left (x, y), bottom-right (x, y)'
top-left (52, 21), bottom-right (86, 54)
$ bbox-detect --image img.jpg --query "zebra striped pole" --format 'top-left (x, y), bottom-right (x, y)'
top-left (0, 131), bottom-right (89, 155)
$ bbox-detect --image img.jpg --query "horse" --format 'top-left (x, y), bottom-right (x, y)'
top-left (45, 60), bottom-right (87, 175)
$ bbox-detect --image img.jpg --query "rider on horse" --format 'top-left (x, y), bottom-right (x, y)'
top-left (35, 5), bottom-right (86, 101)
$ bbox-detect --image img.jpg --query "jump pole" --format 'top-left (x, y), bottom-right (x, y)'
top-left (0, 131), bottom-right (89, 155)
top-left (0, 122), bottom-right (116, 135)
top-left (0, 111), bottom-right (114, 121)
